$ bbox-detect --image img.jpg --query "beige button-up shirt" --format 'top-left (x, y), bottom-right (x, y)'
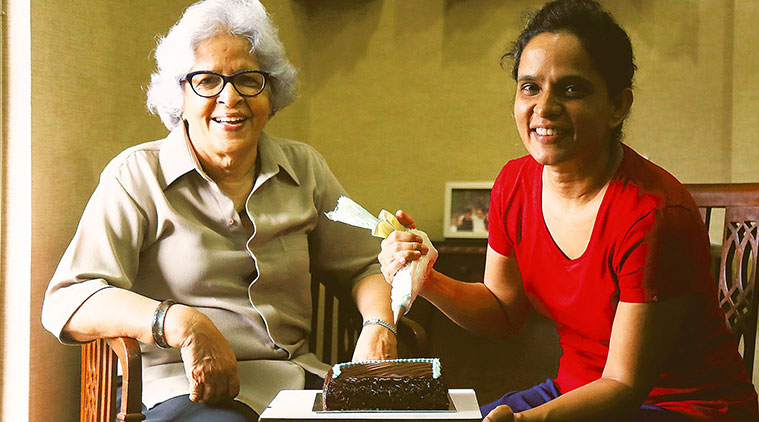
top-left (41, 125), bottom-right (381, 413)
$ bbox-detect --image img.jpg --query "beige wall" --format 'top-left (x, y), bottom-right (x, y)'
top-left (731, 0), bottom-right (759, 181)
top-left (2, 0), bottom-right (757, 420)
top-left (264, 0), bottom-right (758, 238)
top-left (4, 1), bottom-right (194, 421)
top-left (26, 4), bottom-right (195, 421)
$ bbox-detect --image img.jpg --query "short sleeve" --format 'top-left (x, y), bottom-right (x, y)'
top-left (41, 171), bottom-right (147, 342)
top-left (616, 205), bottom-right (713, 302)
top-left (488, 165), bottom-right (516, 257)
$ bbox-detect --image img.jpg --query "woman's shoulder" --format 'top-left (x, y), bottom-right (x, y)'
top-left (261, 134), bottom-right (333, 176)
top-left (489, 155), bottom-right (540, 219)
top-left (96, 136), bottom-right (179, 201)
top-left (615, 145), bottom-right (694, 209)
top-left (502, 153), bottom-right (537, 170)
top-left (607, 145), bottom-right (701, 236)
top-left (266, 134), bottom-right (325, 159)
top-left (494, 154), bottom-right (539, 190)
top-left (101, 139), bottom-right (164, 180)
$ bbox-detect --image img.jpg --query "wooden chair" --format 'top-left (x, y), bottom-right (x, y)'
top-left (80, 278), bottom-right (428, 422)
top-left (686, 183), bottom-right (759, 380)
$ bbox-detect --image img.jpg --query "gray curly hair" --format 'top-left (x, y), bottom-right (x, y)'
top-left (146, 0), bottom-right (298, 130)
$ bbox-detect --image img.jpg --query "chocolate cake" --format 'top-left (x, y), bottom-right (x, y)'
top-left (321, 358), bottom-right (449, 411)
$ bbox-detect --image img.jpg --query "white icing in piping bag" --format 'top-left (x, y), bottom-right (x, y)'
top-left (325, 196), bottom-right (434, 324)
top-left (389, 228), bottom-right (433, 323)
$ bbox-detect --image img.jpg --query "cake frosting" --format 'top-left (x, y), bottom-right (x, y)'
top-left (322, 358), bottom-right (449, 411)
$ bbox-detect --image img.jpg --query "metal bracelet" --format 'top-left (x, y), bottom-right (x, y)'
top-left (151, 299), bottom-right (177, 349)
top-left (362, 318), bottom-right (397, 336)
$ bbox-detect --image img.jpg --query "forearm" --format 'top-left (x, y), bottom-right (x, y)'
top-left (352, 273), bottom-right (394, 324)
top-left (351, 273), bottom-right (398, 360)
top-left (420, 270), bottom-right (517, 339)
top-left (62, 287), bottom-right (200, 348)
top-left (510, 298), bottom-right (691, 422)
top-left (63, 287), bottom-right (158, 343)
top-left (515, 378), bottom-right (640, 422)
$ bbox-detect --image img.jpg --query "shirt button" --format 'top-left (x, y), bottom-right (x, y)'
top-left (228, 218), bottom-right (235, 225)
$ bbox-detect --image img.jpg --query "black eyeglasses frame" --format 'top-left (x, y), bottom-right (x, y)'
top-left (183, 70), bottom-right (270, 98)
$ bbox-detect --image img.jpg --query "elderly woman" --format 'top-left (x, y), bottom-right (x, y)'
top-left (379, 1), bottom-right (758, 421)
top-left (41, 1), bottom-right (396, 421)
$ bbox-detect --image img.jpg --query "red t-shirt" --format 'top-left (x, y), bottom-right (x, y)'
top-left (488, 145), bottom-right (758, 420)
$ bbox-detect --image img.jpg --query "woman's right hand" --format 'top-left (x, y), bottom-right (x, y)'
top-left (378, 210), bottom-right (430, 283)
top-left (164, 305), bottom-right (240, 403)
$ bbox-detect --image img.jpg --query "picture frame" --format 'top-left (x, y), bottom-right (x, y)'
top-left (443, 181), bottom-right (493, 239)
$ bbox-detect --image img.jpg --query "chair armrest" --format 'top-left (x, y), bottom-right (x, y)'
top-left (81, 337), bottom-right (145, 422)
top-left (105, 337), bottom-right (144, 422)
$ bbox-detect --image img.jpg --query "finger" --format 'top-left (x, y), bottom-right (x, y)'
top-left (380, 263), bottom-right (402, 284)
top-left (397, 249), bottom-right (423, 262)
top-left (202, 380), bottom-right (217, 403)
top-left (409, 241), bottom-right (429, 254)
top-left (395, 210), bottom-right (416, 229)
top-left (380, 260), bottom-right (401, 282)
top-left (189, 378), bottom-right (203, 402)
top-left (378, 242), bottom-right (424, 269)
top-left (209, 375), bottom-right (234, 403)
top-left (381, 253), bottom-right (417, 279)
top-left (212, 369), bottom-right (238, 403)
top-left (191, 367), bottom-right (218, 403)
top-left (377, 247), bottom-right (403, 270)
top-left (483, 405), bottom-right (514, 422)
top-left (383, 237), bottom-right (427, 256)
top-left (209, 373), bottom-right (233, 402)
top-left (390, 229), bottom-right (424, 244)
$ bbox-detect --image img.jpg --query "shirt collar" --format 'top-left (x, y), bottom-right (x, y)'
top-left (158, 123), bottom-right (197, 188)
top-left (158, 122), bottom-right (301, 190)
top-left (255, 132), bottom-right (301, 190)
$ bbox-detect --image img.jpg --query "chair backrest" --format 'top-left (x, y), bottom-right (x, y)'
top-left (309, 277), bottom-right (363, 365)
top-left (685, 183), bottom-right (759, 380)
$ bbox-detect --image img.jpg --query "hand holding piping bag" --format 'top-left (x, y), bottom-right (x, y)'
top-left (372, 210), bottom-right (437, 323)
top-left (325, 197), bottom-right (437, 324)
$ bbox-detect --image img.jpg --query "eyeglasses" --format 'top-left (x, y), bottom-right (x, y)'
top-left (184, 70), bottom-right (269, 98)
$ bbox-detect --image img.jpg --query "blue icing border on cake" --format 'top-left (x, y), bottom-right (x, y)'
top-left (330, 358), bottom-right (441, 379)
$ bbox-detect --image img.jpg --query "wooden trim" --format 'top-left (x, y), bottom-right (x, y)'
top-left (686, 183), bottom-right (759, 207)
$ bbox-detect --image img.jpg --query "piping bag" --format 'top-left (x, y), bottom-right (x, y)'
top-left (325, 196), bottom-right (435, 324)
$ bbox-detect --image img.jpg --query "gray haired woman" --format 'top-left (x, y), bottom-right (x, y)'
top-left (41, 1), bottom-right (397, 420)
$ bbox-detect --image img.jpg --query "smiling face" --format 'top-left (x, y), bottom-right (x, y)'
top-left (182, 33), bottom-right (271, 168)
top-left (514, 32), bottom-right (630, 170)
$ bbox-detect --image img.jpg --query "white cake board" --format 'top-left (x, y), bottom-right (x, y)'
top-left (259, 389), bottom-right (482, 422)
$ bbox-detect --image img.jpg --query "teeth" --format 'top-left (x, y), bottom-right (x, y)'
top-left (535, 127), bottom-right (558, 136)
top-left (214, 117), bottom-right (245, 124)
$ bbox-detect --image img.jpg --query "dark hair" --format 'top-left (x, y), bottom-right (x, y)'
top-left (505, 0), bottom-right (636, 97)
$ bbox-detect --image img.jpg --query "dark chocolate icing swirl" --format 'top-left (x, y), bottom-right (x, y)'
top-left (336, 361), bottom-right (432, 378)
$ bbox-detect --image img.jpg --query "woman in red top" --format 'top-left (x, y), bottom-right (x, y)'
top-left (378, 0), bottom-right (758, 420)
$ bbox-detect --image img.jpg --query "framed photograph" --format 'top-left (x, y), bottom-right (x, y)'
top-left (444, 181), bottom-right (493, 239)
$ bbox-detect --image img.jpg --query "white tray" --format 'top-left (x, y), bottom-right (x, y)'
top-left (260, 389), bottom-right (482, 421)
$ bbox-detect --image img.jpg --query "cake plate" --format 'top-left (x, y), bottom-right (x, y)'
top-left (259, 389), bottom-right (482, 422)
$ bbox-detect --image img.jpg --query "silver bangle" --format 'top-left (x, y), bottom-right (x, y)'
top-left (151, 299), bottom-right (177, 349)
top-left (362, 318), bottom-right (397, 336)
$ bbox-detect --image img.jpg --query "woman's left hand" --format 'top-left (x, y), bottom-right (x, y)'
top-left (483, 405), bottom-right (517, 422)
top-left (165, 304), bottom-right (240, 403)
top-left (351, 322), bottom-right (398, 361)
